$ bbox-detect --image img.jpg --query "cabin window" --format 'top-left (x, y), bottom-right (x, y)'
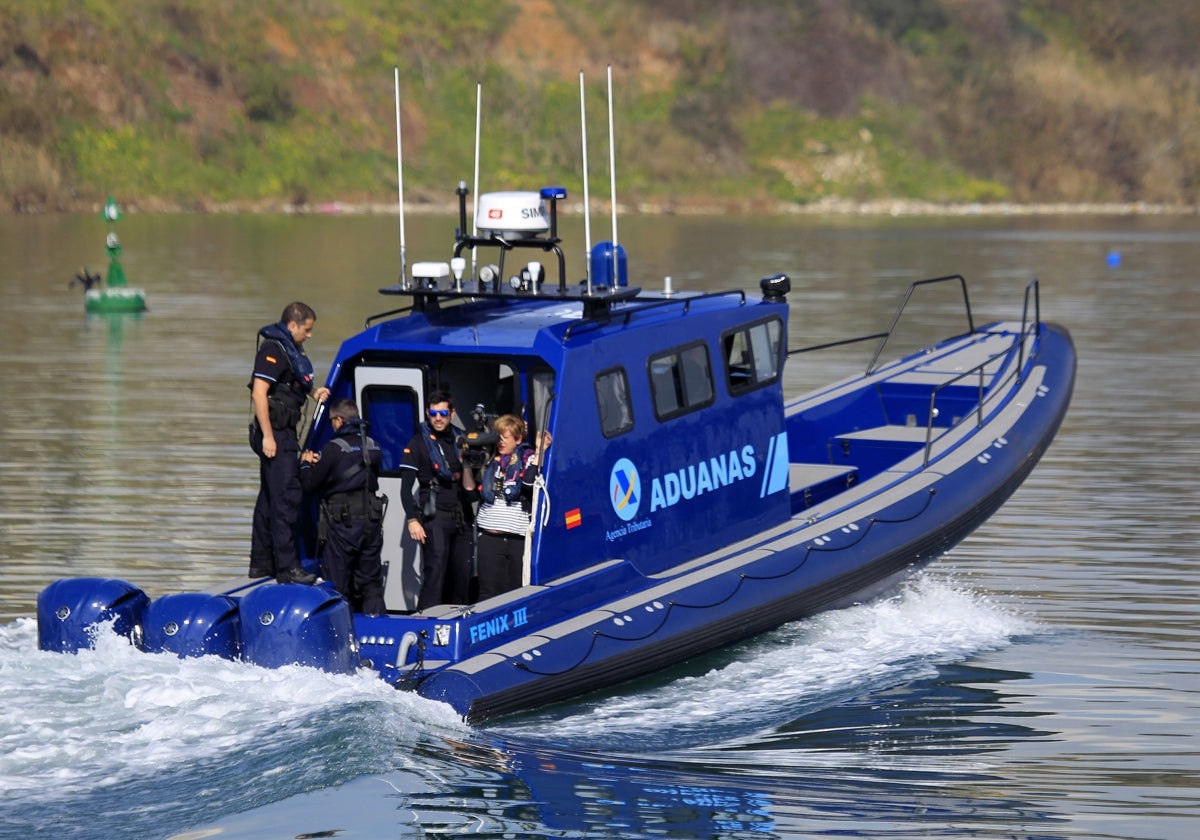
top-left (530, 367), bottom-right (556, 438)
top-left (723, 317), bottom-right (783, 395)
top-left (595, 367), bottom-right (634, 438)
top-left (360, 384), bottom-right (419, 474)
top-left (648, 341), bottom-right (714, 420)
top-left (431, 359), bottom-right (519, 428)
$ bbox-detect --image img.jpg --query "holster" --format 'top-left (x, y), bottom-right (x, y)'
top-left (267, 394), bottom-right (301, 430)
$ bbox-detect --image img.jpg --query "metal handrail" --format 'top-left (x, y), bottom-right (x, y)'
top-left (867, 274), bottom-right (974, 374)
top-left (1017, 276), bottom-right (1042, 372)
top-left (786, 331), bottom-right (889, 358)
top-left (562, 289), bottom-right (747, 340)
top-left (785, 274), bottom-right (973, 365)
top-left (365, 304), bottom-right (416, 328)
top-left (919, 344), bottom-right (1011, 465)
top-left (914, 277), bottom-right (1043, 465)
top-left (786, 274), bottom-right (1044, 466)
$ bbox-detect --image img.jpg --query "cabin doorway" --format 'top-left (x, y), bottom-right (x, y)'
top-left (356, 366), bottom-right (423, 611)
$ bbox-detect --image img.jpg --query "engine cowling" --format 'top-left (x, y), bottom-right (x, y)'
top-left (142, 592), bottom-right (241, 660)
top-left (37, 577), bottom-right (149, 653)
top-left (238, 584), bottom-right (359, 674)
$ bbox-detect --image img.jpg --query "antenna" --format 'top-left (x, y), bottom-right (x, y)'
top-left (472, 81), bottom-right (482, 280)
top-left (394, 67), bottom-right (407, 287)
top-left (579, 70), bottom-right (593, 294)
top-left (607, 64), bottom-right (619, 289)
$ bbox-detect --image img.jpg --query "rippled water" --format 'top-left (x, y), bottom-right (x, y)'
top-left (1, 212), bottom-right (1197, 839)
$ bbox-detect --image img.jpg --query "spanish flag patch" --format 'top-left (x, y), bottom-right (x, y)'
top-left (565, 508), bottom-right (582, 529)
top-left (265, 354), bottom-right (278, 364)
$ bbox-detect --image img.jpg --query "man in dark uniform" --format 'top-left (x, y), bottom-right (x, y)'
top-left (300, 399), bottom-right (386, 614)
top-left (399, 391), bottom-right (474, 609)
top-left (249, 301), bottom-right (330, 584)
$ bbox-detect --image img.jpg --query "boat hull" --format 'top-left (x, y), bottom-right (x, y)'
top-left (36, 256), bottom-right (1075, 725)
top-left (416, 324), bottom-right (1075, 721)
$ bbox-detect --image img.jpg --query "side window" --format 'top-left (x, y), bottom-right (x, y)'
top-left (724, 318), bottom-right (782, 395)
top-left (649, 341), bottom-right (714, 421)
top-left (595, 367), bottom-right (634, 438)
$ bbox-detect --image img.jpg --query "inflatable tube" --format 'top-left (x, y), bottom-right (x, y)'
top-left (238, 584), bottom-right (359, 674)
top-left (142, 593), bottom-right (241, 660)
top-left (37, 577), bottom-right (149, 653)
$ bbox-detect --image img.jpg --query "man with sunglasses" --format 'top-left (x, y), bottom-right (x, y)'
top-left (398, 391), bottom-right (474, 609)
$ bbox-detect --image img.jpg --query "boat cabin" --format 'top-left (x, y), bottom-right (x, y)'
top-left (302, 187), bottom-right (793, 612)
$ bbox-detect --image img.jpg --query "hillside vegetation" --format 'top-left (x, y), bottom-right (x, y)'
top-left (4, 0), bottom-right (1200, 213)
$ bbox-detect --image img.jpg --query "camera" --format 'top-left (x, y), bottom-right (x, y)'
top-left (462, 405), bottom-right (497, 469)
top-left (462, 403), bottom-right (499, 469)
top-left (462, 429), bottom-right (498, 470)
top-left (470, 403), bottom-right (496, 430)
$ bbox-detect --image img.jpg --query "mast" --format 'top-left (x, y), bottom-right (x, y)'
top-left (580, 70), bottom-right (593, 294)
top-left (394, 67), bottom-right (407, 287)
top-left (607, 64), bottom-right (619, 287)
top-left (472, 82), bottom-right (482, 280)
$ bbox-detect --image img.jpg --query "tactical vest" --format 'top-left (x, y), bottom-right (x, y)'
top-left (480, 444), bottom-right (535, 506)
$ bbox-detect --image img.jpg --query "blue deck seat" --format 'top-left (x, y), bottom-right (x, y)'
top-left (789, 463), bottom-right (858, 511)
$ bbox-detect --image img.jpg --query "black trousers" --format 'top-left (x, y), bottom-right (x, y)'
top-left (321, 517), bottom-right (385, 615)
top-left (249, 424), bottom-right (302, 573)
top-left (476, 530), bottom-right (524, 602)
top-left (417, 511), bottom-right (473, 610)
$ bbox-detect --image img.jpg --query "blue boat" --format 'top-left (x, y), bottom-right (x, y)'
top-left (36, 183), bottom-right (1075, 722)
top-left (36, 80), bottom-right (1075, 723)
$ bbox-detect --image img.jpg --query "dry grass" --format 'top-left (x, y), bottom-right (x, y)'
top-left (4, 1), bottom-right (1200, 211)
top-left (0, 137), bottom-right (68, 213)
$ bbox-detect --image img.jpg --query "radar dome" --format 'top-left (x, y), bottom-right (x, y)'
top-left (475, 192), bottom-right (549, 239)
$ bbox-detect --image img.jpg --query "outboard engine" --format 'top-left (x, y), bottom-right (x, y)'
top-left (37, 577), bottom-right (149, 653)
top-left (142, 593), bottom-right (241, 660)
top-left (238, 584), bottom-right (359, 674)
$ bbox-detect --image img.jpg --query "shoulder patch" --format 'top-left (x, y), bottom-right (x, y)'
top-left (265, 354), bottom-right (278, 364)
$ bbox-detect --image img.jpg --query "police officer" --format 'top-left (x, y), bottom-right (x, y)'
top-left (248, 301), bottom-right (329, 584)
top-left (399, 391), bottom-right (474, 609)
top-left (300, 399), bottom-right (386, 615)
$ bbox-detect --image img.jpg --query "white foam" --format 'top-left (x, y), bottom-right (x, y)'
top-left (496, 575), bottom-right (1036, 747)
top-left (0, 618), bottom-right (465, 803)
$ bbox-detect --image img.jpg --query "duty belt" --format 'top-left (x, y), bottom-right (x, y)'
top-left (326, 490), bottom-right (377, 519)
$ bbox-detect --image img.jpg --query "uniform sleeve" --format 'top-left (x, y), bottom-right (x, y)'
top-left (299, 441), bottom-right (338, 493)
top-left (398, 433), bottom-right (422, 472)
top-left (399, 470), bottom-right (419, 519)
top-left (252, 339), bottom-right (289, 385)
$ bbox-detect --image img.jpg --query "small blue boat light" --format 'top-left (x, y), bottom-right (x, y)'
top-left (540, 186), bottom-right (567, 201)
top-left (590, 241), bottom-right (628, 287)
top-left (1106, 249), bottom-right (1122, 267)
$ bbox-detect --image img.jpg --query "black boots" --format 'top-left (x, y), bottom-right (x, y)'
top-left (276, 566), bottom-right (317, 585)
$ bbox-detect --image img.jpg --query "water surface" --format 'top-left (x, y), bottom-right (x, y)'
top-left (0, 211), bottom-right (1197, 839)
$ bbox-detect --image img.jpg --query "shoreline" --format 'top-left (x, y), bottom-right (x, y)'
top-left (11, 196), bottom-right (1200, 217)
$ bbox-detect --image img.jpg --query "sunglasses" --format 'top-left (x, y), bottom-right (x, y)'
top-left (428, 408), bottom-right (450, 418)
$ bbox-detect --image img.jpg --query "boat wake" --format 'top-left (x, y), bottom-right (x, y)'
top-left (0, 618), bottom-right (465, 839)
top-left (492, 572), bottom-right (1037, 751)
top-left (0, 572), bottom-right (1035, 838)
